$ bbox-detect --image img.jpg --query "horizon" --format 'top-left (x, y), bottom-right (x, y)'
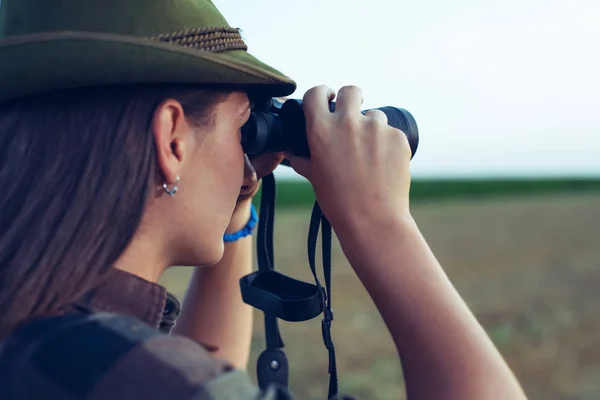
top-left (214, 0), bottom-right (600, 180)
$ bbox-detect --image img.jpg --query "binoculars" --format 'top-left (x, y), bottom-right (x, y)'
top-left (241, 98), bottom-right (420, 159)
top-left (239, 97), bottom-right (420, 398)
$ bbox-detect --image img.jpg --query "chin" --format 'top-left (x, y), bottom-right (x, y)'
top-left (202, 240), bottom-right (225, 267)
top-left (198, 236), bottom-right (225, 267)
top-left (174, 238), bottom-right (225, 267)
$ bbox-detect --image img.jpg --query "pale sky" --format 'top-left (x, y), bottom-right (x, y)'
top-left (214, 0), bottom-right (600, 178)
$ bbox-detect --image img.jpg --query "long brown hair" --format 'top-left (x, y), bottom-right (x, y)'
top-left (0, 85), bottom-right (230, 338)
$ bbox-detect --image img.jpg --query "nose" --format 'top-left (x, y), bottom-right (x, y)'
top-left (240, 154), bottom-right (257, 195)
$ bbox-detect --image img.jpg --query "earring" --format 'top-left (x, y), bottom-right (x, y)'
top-left (163, 175), bottom-right (180, 197)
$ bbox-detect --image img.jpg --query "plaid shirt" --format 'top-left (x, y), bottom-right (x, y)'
top-left (0, 269), bottom-right (291, 399)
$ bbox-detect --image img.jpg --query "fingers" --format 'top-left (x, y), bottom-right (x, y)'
top-left (283, 152), bottom-right (311, 180)
top-left (364, 109), bottom-right (388, 124)
top-left (302, 85), bottom-right (336, 122)
top-left (335, 85), bottom-right (364, 115)
top-left (288, 85), bottom-right (388, 184)
top-left (249, 152), bottom-right (285, 179)
top-left (237, 152), bottom-right (285, 201)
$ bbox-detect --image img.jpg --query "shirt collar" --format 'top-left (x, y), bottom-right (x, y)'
top-left (68, 269), bottom-right (181, 334)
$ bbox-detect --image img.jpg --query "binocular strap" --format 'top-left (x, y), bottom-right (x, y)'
top-left (239, 172), bottom-right (339, 399)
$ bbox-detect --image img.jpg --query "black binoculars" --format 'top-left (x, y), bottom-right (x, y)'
top-left (239, 97), bottom-right (420, 398)
top-left (241, 98), bottom-right (420, 160)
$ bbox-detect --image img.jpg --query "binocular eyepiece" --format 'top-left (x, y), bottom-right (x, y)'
top-left (241, 98), bottom-right (419, 159)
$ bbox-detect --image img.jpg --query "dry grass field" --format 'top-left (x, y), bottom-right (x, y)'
top-left (160, 191), bottom-right (600, 399)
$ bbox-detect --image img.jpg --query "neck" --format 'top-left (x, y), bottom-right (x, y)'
top-left (113, 232), bottom-right (168, 283)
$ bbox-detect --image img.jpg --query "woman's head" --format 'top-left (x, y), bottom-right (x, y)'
top-left (131, 88), bottom-right (255, 270)
top-left (0, 84), bottom-right (255, 337)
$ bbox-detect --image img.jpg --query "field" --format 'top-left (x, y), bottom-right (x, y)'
top-left (160, 179), bottom-right (600, 400)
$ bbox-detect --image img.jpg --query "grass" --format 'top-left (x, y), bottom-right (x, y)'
top-left (160, 186), bottom-right (600, 400)
top-left (253, 177), bottom-right (600, 209)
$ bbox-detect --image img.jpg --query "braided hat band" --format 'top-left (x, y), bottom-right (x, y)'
top-left (147, 26), bottom-right (247, 53)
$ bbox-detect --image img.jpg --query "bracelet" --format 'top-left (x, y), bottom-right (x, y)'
top-left (223, 203), bottom-right (258, 242)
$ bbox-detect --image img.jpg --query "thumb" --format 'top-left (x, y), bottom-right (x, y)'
top-left (283, 152), bottom-right (311, 181)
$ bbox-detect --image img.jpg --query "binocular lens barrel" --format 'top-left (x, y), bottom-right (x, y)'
top-left (241, 99), bottom-right (419, 159)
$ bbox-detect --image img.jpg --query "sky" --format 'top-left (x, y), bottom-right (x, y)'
top-left (213, 0), bottom-right (600, 179)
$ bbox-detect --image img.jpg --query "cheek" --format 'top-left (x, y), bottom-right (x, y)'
top-left (217, 137), bottom-right (245, 195)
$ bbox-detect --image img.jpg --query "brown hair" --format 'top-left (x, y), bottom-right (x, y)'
top-left (0, 85), bottom-right (230, 338)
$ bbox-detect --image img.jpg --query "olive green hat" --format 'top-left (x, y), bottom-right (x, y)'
top-left (0, 0), bottom-right (297, 103)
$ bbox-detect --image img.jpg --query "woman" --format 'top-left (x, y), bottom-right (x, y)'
top-left (0, 0), bottom-right (527, 399)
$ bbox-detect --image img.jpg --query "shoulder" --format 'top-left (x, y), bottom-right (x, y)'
top-left (1, 312), bottom-right (283, 400)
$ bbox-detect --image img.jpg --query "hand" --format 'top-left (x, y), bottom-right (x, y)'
top-left (285, 85), bottom-right (413, 233)
top-left (226, 152), bottom-right (285, 233)
top-left (237, 152), bottom-right (285, 202)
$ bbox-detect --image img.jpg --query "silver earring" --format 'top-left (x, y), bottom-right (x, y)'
top-left (163, 175), bottom-right (180, 197)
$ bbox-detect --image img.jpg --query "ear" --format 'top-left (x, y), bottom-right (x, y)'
top-left (151, 99), bottom-right (192, 187)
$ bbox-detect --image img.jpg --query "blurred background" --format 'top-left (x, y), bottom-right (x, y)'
top-left (161, 0), bottom-right (600, 398)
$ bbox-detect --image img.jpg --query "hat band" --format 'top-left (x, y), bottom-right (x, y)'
top-left (147, 26), bottom-right (248, 53)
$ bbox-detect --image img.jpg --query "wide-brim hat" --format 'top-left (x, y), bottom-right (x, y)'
top-left (0, 0), bottom-right (297, 103)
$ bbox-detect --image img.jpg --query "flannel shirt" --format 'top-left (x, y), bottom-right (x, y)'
top-left (0, 269), bottom-right (292, 399)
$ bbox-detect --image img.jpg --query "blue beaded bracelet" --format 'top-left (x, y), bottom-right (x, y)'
top-left (223, 203), bottom-right (258, 242)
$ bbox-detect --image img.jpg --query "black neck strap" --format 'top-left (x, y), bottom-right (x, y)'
top-left (239, 172), bottom-right (339, 399)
